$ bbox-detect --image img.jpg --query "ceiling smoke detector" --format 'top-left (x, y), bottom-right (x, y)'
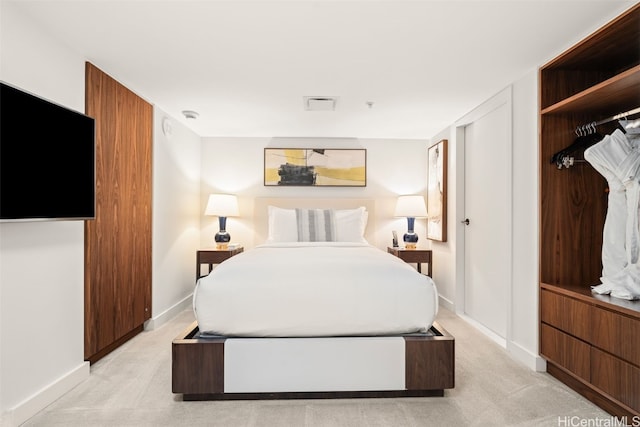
top-left (304, 96), bottom-right (337, 111)
top-left (182, 110), bottom-right (199, 119)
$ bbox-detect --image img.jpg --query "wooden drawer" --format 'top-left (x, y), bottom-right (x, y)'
top-left (540, 289), bottom-right (592, 342)
top-left (591, 347), bottom-right (640, 412)
top-left (591, 307), bottom-right (640, 367)
top-left (541, 324), bottom-right (590, 381)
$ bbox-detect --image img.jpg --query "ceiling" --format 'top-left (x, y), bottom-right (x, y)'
top-left (8, 1), bottom-right (636, 139)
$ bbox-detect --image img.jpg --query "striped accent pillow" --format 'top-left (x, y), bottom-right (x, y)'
top-left (295, 208), bottom-right (336, 242)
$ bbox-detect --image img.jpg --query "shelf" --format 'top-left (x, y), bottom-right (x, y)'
top-left (541, 65), bottom-right (640, 117)
top-left (541, 5), bottom-right (639, 72)
top-left (541, 283), bottom-right (640, 319)
top-left (539, 5), bottom-right (640, 111)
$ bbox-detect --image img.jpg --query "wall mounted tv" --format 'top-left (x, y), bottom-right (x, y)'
top-left (0, 82), bottom-right (96, 222)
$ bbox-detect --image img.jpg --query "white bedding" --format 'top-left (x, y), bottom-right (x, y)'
top-left (193, 242), bottom-right (439, 337)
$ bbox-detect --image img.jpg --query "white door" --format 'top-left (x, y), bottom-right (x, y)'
top-left (461, 94), bottom-right (511, 340)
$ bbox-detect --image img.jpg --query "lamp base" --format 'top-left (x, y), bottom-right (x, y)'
top-left (214, 229), bottom-right (231, 250)
top-left (403, 228), bottom-right (419, 250)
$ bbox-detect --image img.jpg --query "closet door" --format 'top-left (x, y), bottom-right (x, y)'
top-left (461, 91), bottom-right (511, 341)
top-left (84, 62), bottom-right (152, 363)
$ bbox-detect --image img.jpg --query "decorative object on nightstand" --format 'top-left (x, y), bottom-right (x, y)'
top-left (205, 194), bottom-right (239, 249)
top-left (394, 195), bottom-right (427, 249)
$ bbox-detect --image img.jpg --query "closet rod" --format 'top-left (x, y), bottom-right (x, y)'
top-left (578, 106), bottom-right (640, 129)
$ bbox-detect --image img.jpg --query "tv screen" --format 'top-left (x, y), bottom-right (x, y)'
top-left (0, 82), bottom-right (96, 221)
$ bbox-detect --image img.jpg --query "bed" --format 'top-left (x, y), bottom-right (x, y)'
top-left (172, 198), bottom-right (454, 400)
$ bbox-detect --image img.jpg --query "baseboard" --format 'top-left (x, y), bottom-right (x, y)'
top-left (507, 340), bottom-right (547, 372)
top-left (438, 295), bottom-right (454, 312)
top-left (456, 312), bottom-right (507, 348)
top-left (4, 362), bottom-right (89, 427)
top-left (144, 293), bottom-right (193, 331)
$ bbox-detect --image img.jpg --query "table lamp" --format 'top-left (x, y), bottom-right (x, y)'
top-left (394, 195), bottom-right (427, 249)
top-left (205, 194), bottom-right (239, 249)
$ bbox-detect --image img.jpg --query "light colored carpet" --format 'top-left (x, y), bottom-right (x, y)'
top-left (23, 307), bottom-right (612, 426)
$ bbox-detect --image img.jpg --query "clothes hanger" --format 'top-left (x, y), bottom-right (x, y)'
top-left (550, 122), bottom-right (604, 168)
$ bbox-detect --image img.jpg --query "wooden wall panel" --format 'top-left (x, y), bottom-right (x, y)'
top-left (84, 62), bottom-right (152, 362)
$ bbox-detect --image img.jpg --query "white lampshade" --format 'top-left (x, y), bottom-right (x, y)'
top-left (394, 195), bottom-right (427, 218)
top-left (205, 194), bottom-right (239, 217)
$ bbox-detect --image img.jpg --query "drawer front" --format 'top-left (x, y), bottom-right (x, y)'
top-left (591, 307), bottom-right (640, 367)
top-left (540, 289), bottom-right (563, 327)
top-left (591, 347), bottom-right (640, 411)
top-left (198, 248), bottom-right (242, 264)
top-left (540, 289), bottom-right (591, 342)
top-left (397, 251), bottom-right (430, 264)
top-left (541, 323), bottom-right (590, 381)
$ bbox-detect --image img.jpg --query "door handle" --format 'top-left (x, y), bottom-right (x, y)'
top-left (461, 218), bottom-right (470, 225)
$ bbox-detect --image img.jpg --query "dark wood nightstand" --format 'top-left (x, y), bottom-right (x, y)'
top-left (387, 247), bottom-right (432, 277)
top-left (196, 247), bottom-right (244, 281)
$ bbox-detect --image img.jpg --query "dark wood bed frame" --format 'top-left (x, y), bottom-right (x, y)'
top-left (172, 320), bottom-right (455, 401)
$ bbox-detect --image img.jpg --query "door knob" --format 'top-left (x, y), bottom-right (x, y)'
top-left (461, 218), bottom-right (470, 225)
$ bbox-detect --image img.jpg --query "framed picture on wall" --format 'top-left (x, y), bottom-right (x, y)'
top-left (427, 139), bottom-right (447, 241)
top-left (264, 148), bottom-right (366, 187)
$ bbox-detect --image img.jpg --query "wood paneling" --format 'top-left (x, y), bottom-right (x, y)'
top-left (172, 324), bottom-right (225, 395)
top-left (404, 335), bottom-right (454, 390)
top-left (84, 62), bottom-right (152, 362)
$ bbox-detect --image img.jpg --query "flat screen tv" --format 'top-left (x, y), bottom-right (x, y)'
top-left (0, 82), bottom-right (96, 222)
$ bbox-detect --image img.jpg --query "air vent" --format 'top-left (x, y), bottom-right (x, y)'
top-left (304, 96), bottom-right (338, 111)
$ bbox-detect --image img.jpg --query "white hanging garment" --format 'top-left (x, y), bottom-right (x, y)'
top-left (585, 129), bottom-right (640, 300)
top-left (584, 130), bottom-right (630, 284)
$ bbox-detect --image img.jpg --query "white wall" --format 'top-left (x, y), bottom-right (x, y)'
top-left (509, 70), bottom-right (542, 369)
top-left (424, 129), bottom-right (457, 311)
top-left (0, 3), bottom-right (89, 426)
top-left (199, 137), bottom-right (430, 252)
top-left (150, 110), bottom-right (202, 328)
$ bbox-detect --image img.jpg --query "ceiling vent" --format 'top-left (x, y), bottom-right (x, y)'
top-left (304, 96), bottom-right (338, 111)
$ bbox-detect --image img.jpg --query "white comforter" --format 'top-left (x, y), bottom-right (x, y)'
top-left (193, 242), bottom-right (439, 337)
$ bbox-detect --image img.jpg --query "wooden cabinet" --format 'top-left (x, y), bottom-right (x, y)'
top-left (541, 287), bottom-right (640, 417)
top-left (84, 62), bottom-right (153, 364)
top-left (538, 4), bottom-right (640, 419)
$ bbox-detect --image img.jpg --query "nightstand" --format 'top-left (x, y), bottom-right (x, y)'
top-left (196, 247), bottom-right (244, 281)
top-left (387, 247), bottom-right (432, 277)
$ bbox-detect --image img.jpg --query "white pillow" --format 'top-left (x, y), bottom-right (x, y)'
top-left (266, 206), bottom-right (297, 243)
top-left (266, 205), bottom-right (368, 243)
top-left (335, 207), bottom-right (368, 243)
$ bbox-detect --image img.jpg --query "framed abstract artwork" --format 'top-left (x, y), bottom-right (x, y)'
top-left (264, 148), bottom-right (366, 187)
top-left (427, 139), bottom-right (447, 241)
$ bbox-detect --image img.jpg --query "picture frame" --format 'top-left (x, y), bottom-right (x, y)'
top-left (427, 139), bottom-right (447, 241)
top-left (264, 148), bottom-right (366, 187)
